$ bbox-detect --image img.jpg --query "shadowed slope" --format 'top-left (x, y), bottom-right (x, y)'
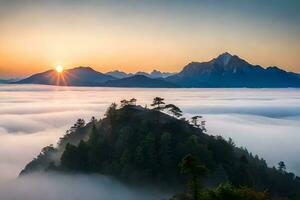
top-left (167, 52), bottom-right (300, 87)
top-left (16, 67), bottom-right (115, 86)
top-left (20, 103), bottom-right (300, 198)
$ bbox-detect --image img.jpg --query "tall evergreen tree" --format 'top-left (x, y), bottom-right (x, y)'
top-left (180, 154), bottom-right (207, 200)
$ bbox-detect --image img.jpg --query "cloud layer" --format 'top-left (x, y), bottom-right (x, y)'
top-left (0, 84), bottom-right (299, 199)
top-left (0, 173), bottom-right (167, 200)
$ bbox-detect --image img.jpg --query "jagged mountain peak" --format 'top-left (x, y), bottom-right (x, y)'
top-left (167, 53), bottom-right (300, 87)
top-left (105, 70), bottom-right (132, 79)
top-left (217, 52), bottom-right (233, 59)
top-left (266, 66), bottom-right (284, 72)
top-left (214, 52), bottom-right (236, 66)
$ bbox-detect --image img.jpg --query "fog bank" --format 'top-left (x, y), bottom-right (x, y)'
top-left (0, 173), bottom-right (167, 200)
top-left (0, 84), bottom-right (299, 189)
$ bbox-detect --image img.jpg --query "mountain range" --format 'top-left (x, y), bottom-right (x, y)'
top-left (103, 75), bottom-right (177, 88)
top-left (11, 52), bottom-right (300, 88)
top-left (15, 67), bottom-right (116, 86)
top-left (0, 78), bottom-right (21, 84)
top-left (105, 70), bottom-right (175, 79)
top-left (167, 52), bottom-right (300, 87)
top-left (14, 67), bottom-right (175, 87)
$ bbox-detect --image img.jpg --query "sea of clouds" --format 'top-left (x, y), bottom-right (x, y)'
top-left (0, 84), bottom-right (299, 199)
top-left (0, 173), bottom-right (167, 200)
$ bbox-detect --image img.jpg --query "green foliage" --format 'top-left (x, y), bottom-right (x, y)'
top-left (278, 161), bottom-right (286, 173)
top-left (129, 98), bottom-right (137, 105)
top-left (74, 118), bottom-right (85, 129)
top-left (120, 98), bottom-right (137, 107)
top-left (151, 97), bottom-right (165, 110)
top-left (191, 116), bottom-right (202, 128)
top-left (57, 118), bottom-right (88, 147)
top-left (190, 116), bottom-right (207, 132)
top-left (90, 116), bottom-right (97, 124)
top-left (60, 103), bottom-right (208, 187)
top-left (199, 183), bottom-right (269, 200)
top-left (61, 141), bottom-right (89, 171)
top-left (20, 144), bottom-right (57, 175)
top-left (105, 102), bottom-right (117, 117)
top-left (164, 104), bottom-right (183, 118)
top-left (179, 154), bottom-right (207, 200)
top-left (22, 97), bottom-right (300, 199)
top-left (171, 183), bottom-right (268, 200)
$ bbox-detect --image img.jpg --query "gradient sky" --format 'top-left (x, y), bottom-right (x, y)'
top-left (0, 0), bottom-right (299, 78)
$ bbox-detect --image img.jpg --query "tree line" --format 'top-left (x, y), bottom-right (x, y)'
top-left (20, 97), bottom-right (300, 200)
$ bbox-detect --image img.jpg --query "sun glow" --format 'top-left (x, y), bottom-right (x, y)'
top-left (55, 65), bottom-right (64, 73)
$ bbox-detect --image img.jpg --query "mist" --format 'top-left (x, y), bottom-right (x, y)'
top-left (0, 173), bottom-right (167, 200)
top-left (0, 84), bottom-right (299, 199)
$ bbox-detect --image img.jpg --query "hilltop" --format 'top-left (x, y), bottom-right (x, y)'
top-left (20, 98), bottom-right (300, 199)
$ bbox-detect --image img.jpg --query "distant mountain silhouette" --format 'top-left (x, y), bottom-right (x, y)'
top-left (14, 53), bottom-right (300, 87)
top-left (135, 71), bottom-right (151, 77)
top-left (150, 70), bottom-right (176, 78)
top-left (16, 67), bottom-right (116, 86)
top-left (106, 70), bottom-right (175, 79)
top-left (103, 75), bottom-right (178, 88)
top-left (289, 72), bottom-right (300, 80)
top-left (0, 78), bottom-right (20, 84)
top-left (167, 52), bottom-right (300, 87)
top-left (105, 70), bottom-right (133, 79)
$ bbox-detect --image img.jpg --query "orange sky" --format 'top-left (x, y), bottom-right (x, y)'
top-left (0, 1), bottom-right (299, 78)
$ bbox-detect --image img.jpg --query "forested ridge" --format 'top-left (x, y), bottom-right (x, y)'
top-left (20, 98), bottom-right (300, 200)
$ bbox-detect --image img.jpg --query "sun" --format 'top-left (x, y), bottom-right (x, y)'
top-left (55, 65), bottom-right (64, 73)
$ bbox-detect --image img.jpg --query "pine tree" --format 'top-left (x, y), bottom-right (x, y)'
top-left (151, 97), bottom-right (165, 110)
top-left (180, 154), bottom-right (207, 200)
